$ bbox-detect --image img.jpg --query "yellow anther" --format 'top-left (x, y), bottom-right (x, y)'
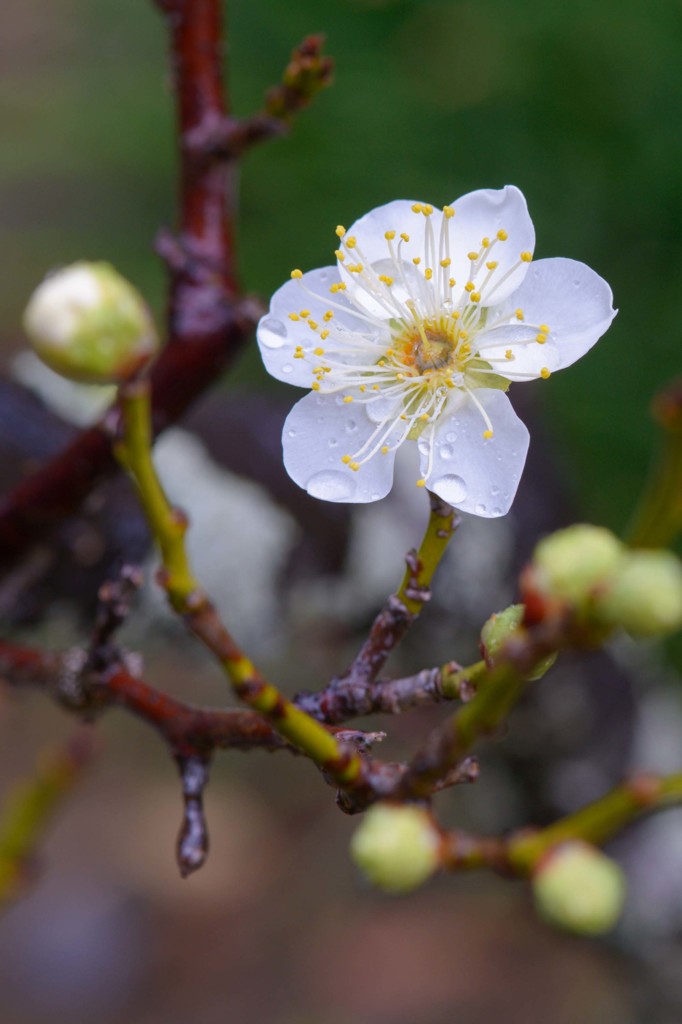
top-left (396, 373), bottom-right (405, 381)
top-left (443, 206), bottom-right (455, 219)
top-left (336, 225), bottom-right (346, 237)
top-left (291, 269), bottom-right (303, 279)
top-left (341, 455), bottom-right (352, 464)
top-left (335, 250), bottom-right (345, 261)
top-left (372, 384), bottom-right (380, 391)
top-left (496, 229), bottom-right (508, 241)
top-left (320, 330), bottom-right (329, 340)
top-left (345, 236), bottom-right (357, 250)
top-left (448, 277), bottom-right (456, 288)
top-left (379, 275), bottom-right (394, 286)
top-left (459, 329), bottom-right (469, 340)
top-left (385, 348), bottom-right (394, 356)
top-left (343, 395), bottom-right (354, 404)
top-left (300, 309), bottom-right (310, 317)
top-left (416, 478), bottom-right (427, 488)
top-left (424, 268), bottom-right (433, 281)
top-left (481, 236), bottom-right (490, 248)
top-left (411, 203), bottom-right (423, 214)
top-left (384, 230), bottom-right (396, 241)
top-left (483, 429), bottom-right (494, 439)
top-left (412, 256), bottom-right (421, 265)
top-left (520, 251), bottom-right (533, 263)
top-left (536, 333), bottom-right (547, 344)
top-left (541, 367), bottom-right (551, 379)
top-left (400, 414), bottom-right (407, 421)
top-left (350, 462), bottom-right (360, 471)
top-left (311, 381), bottom-right (321, 391)
top-left (505, 349), bottom-right (514, 360)
top-left (419, 413), bottom-right (430, 422)
top-left (348, 263), bottom-right (363, 273)
top-left (422, 204), bottom-right (434, 216)
top-left (515, 308), bottom-right (524, 321)
top-left (293, 351), bottom-right (304, 359)
top-left (539, 324), bottom-right (550, 333)
top-left (465, 282), bottom-right (475, 293)
top-left (308, 320), bottom-right (318, 330)
top-left (323, 310), bottom-right (334, 321)
top-left (381, 445), bottom-right (389, 454)
top-left (359, 384), bottom-right (366, 392)
top-left (288, 313), bottom-right (300, 321)
top-left (485, 260), bottom-right (498, 271)
top-left (467, 251), bottom-right (479, 261)
top-left (313, 346), bottom-right (325, 356)
top-left (452, 310), bottom-right (460, 320)
top-left (445, 377), bottom-right (455, 387)
top-left (330, 282), bottom-right (347, 293)
top-left (470, 292), bottom-right (481, 303)
top-left (378, 359), bottom-right (386, 367)
top-left (400, 232), bottom-right (410, 242)
top-left (440, 257), bottom-right (452, 268)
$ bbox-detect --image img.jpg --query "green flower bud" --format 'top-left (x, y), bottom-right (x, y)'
top-left (596, 549), bottom-right (682, 637)
top-left (532, 525), bottom-right (624, 605)
top-left (532, 841), bottom-right (626, 935)
top-left (480, 603), bottom-right (556, 680)
top-left (350, 803), bottom-right (440, 893)
top-left (23, 262), bottom-right (159, 385)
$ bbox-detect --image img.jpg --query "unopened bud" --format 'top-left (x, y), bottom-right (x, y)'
top-left (350, 803), bottom-right (440, 893)
top-left (596, 549), bottom-right (682, 637)
top-left (532, 525), bottom-right (624, 605)
top-left (480, 603), bottom-right (556, 680)
top-left (532, 841), bottom-right (626, 935)
top-left (23, 262), bottom-right (159, 385)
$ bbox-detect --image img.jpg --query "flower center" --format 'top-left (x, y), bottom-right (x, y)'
top-left (412, 328), bottom-right (455, 373)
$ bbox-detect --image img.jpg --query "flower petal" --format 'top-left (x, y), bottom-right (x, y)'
top-left (475, 323), bottom-right (561, 380)
top-left (422, 390), bottom-right (530, 517)
top-left (283, 391), bottom-right (399, 503)
top-left (257, 267), bottom-right (373, 386)
top-left (448, 186), bottom-right (535, 306)
top-left (493, 257), bottom-right (616, 369)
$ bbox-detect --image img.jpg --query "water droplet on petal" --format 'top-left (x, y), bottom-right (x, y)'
top-left (345, 419), bottom-right (358, 433)
top-left (370, 492), bottom-right (381, 501)
top-left (492, 506), bottom-right (503, 515)
top-left (307, 470), bottom-right (357, 501)
top-left (446, 432), bottom-right (457, 443)
top-left (475, 503), bottom-right (487, 515)
top-left (328, 437), bottom-right (338, 447)
top-left (431, 474), bottom-right (467, 504)
top-left (287, 428), bottom-right (297, 438)
top-left (259, 318), bottom-right (287, 349)
top-left (438, 444), bottom-right (454, 460)
top-left (282, 363), bottom-right (293, 374)
top-left (491, 485), bottom-right (500, 497)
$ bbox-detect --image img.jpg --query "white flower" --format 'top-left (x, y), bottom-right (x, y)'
top-left (257, 186), bottom-right (616, 516)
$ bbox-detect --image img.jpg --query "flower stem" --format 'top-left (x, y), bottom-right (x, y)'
top-left (114, 378), bottom-right (364, 787)
top-left (396, 491), bottom-right (460, 615)
top-left (507, 773), bottom-right (682, 874)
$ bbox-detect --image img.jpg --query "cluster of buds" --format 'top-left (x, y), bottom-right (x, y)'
top-left (350, 803), bottom-right (441, 893)
top-left (23, 262), bottom-right (159, 386)
top-left (522, 524), bottom-right (682, 639)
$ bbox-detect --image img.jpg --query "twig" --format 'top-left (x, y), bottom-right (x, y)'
top-left (175, 753), bottom-right (211, 877)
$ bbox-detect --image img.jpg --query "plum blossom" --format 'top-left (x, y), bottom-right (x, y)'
top-left (257, 186), bottom-right (616, 516)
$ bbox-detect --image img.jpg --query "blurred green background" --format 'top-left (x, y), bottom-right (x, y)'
top-left (3, 0), bottom-right (682, 529)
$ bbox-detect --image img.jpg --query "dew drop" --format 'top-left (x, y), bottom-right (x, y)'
top-left (259, 318), bottom-right (287, 349)
top-left (491, 485), bottom-right (500, 497)
top-left (281, 363), bottom-right (293, 374)
top-left (438, 444), bottom-right (454, 460)
top-left (328, 437), bottom-right (338, 447)
top-left (345, 419), bottom-right (358, 433)
top-left (287, 428), bottom-right (297, 438)
top-left (306, 470), bottom-right (356, 501)
top-left (431, 474), bottom-right (467, 504)
top-left (475, 503), bottom-right (487, 515)
top-left (446, 432), bottom-right (457, 443)
top-left (492, 506), bottom-right (503, 515)
top-left (370, 492), bottom-right (381, 501)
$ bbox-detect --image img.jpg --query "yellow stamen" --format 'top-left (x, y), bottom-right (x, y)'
top-left (520, 251), bottom-right (533, 262)
top-left (291, 269), bottom-right (303, 279)
top-left (483, 429), bottom-right (494, 439)
top-left (343, 395), bottom-right (354, 403)
top-left (288, 313), bottom-right (300, 321)
top-left (335, 225), bottom-right (346, 237)
top-left (416, 478), bottom-right (427, 487)
top-left (496, 229), bottom-right (508, 241)
top-left (384, 230), bottom-right (396, 240)
top-left (540, 367), bottom-right (551, 379)
top-left (443, 206), bottom-right (455, 219)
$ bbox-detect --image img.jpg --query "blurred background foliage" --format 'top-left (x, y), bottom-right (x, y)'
top-left (3, 0), bottom-right (682, 532)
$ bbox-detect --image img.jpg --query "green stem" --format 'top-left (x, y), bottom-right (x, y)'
top-left (396, 491), bottom-right (460, 616)
top-left (114, 379), bottom-right (363, 788)
top-left (508, 773), bottom-right (682, 874)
